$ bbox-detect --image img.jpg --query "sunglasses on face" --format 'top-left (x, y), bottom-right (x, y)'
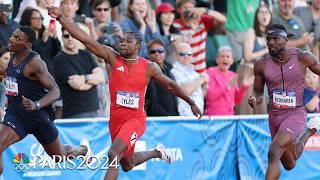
top-left (149, 48), bottom-right (164, 54)
top-left (63, 34), bottom-right (71, 39)
top-left (179, 52), bottom-right (192, 57)
top-left (96, 8), bottom-right (110, 12)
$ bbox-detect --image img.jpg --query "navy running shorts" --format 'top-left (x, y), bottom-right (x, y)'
top-left (1, 110), bottom-right (58, 145)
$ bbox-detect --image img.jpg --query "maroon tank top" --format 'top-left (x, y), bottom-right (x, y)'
top-left (264, 48), bottom-right (305, 109)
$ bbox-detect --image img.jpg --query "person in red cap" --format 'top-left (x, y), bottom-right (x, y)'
top-left (156, 2), bottom-right (181, 64)
top-left (156, 2), bottom-right (179, 36)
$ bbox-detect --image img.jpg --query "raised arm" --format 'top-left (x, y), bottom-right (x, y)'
top-left (47, 6), bottom-right (117, 66)
top-left (147, 62), bottom-right (202, 118)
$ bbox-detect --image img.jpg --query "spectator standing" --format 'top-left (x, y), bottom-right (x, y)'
top-left (53, 28), bottom-right (105, 118)
top-left (155, 2), bottom-right (181, 63)
top-left (236, 4), bottom-right (271, 115)
top-left (145, 39), bottom-right (179, 116)
top-left (0, 3), bottom-right (18, 48)
top-left (60, 0), bottom-right (98, 45)
top-left (20, 8), bottom-right (61, 75)
top-left (294, 0), bottom-right (320, 57)
top-left (272, 0), bottom-right (315, 51)
top-left (92, 0), bottom-right (123, 52)
top-left (173, 0), bottom-right (226, 73)
top-left (225, 0), bottom-right (260, 66)
top-left (0, 48), bottom-right (10, 120)
top-left (37, 0), bottom-right (58, 29)
top-left (303, 68), bottom-right (320, 113)
top-left (120, 0), bottom-right (162, 57)
top-left (171, 42), bottom-right (207, 116)
top-left (205, 46), bottom-right (253, 116)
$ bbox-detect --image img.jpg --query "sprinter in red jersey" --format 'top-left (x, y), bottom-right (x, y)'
top-left (48, 7), bottom-right (202, 180)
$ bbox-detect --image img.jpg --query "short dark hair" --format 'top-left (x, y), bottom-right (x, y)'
top-left (124, 32), bottom-right (143, 45)
top-left (267, 24), bottom-right (288, 33)
top-left (91, 0), bottom-right (110, 10)
top-left (147, 39), bottom-right (164, 50)
top-left (19, 26), bottom-right (36, 43)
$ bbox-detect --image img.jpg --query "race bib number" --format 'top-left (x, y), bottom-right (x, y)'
top-left (5, 76), bottom-right (18, 96)
top-left (272, 90), bottom-right (296, 109)
top-left (116, 90), bottom-right (139, 109)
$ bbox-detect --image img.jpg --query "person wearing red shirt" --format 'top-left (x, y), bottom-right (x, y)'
top-left (48, 6), bottom-right (202, 180)
top-left (173, 0), bottom-right (226, 73)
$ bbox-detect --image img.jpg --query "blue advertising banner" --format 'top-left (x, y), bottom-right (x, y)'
top-left (237, 117), bottom-right (271, 180)
top-left (1, 116), bottom-right (320, 180)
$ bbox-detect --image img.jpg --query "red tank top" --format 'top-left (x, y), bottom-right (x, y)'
top-left (109, 56), bottom-right (148, 124)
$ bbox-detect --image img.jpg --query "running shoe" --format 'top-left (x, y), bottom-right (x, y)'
top-left (307, 116), bottom-right (320, 131)
top-left (155, 143), bottom-right (173, 164)
top-left (80, 138), bottom-right (94, 164)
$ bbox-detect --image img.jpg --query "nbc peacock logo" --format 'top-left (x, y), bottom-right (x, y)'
top-left (13, 153), bottom-right (31, 172)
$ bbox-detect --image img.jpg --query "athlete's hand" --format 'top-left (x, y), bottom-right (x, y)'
top-left (47, 6), bottom-right (61, 19)
top-left (191, 104), bottom-right (202, 119)
top-left (22, 96), bottom-right (36, 111)
top-left (248, 96), bottom-right (257, 109)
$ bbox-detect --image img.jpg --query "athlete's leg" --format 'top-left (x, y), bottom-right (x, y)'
top-left (279, 117), bottom-right (320, 170)
top-left (34, 122), bottom-right (88, 162)
top-left (42, 136), bottom-right (88, 162)
top-left (294, 127), bottom-right (317, 159)
top-left (0, 124), bottom-right (20, 175)
top-left (280, 127), bottom-right (316, 170)
top-left (120, 143), bottom-right (172, 172)
top-left (104, 138), bottom-right (128, 180)
top-left (0, 112), bottom-right (29, 175)
top-left (266, 130), bottom-right (293, 180)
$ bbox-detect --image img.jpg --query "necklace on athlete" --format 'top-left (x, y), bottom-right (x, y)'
top-left (123, 56), bottom-right (138, 61)
top-left (273, 53), bottom-right (290, 64)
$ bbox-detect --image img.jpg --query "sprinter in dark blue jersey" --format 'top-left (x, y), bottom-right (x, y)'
top-left (0, 26), bottom-right (90, 175)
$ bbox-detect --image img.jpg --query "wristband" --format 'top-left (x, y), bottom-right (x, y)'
top-left (34, 101), bottom-right (41, 111)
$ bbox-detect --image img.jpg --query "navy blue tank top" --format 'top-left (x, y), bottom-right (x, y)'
top-left (6, 51), bottom-right (54, 119)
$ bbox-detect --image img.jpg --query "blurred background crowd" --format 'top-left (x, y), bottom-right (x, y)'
top-left (0, 0), bottom-right (319, 119)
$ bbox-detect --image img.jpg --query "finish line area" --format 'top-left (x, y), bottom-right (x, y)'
top-left (2, 115), bottom-right (320, 180)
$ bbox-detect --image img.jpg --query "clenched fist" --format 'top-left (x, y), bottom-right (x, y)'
top-left (248, 96), bottom-right (257, 109)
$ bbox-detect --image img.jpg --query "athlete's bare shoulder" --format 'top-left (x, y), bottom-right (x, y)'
top-left (253, 56), bottom-right (267, 75)
top-left (24, 55), bottom-right (49, 78)
top-left (297, 49), bottom-right (318, 67)
top-left (298, 49), bottom-right (316, 59)
top-left (26, 54), bottom-right (45, 68)
top-left (146, 61), bottom-right (161, 78)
